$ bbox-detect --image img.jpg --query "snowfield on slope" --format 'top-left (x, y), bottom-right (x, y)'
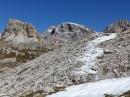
top-left (47, 77), bottom-right (130, 97)
top-left (76, 33), bottom-right (117, 74)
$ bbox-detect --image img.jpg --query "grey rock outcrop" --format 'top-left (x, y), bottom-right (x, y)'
top-left (104, 20), bottom-right (130, 33)
top-left (0, 19), bottom-right (49, 67)
top-left (1, 19), bottom-right (41, 44)
top-left (43, 22), bottom-right (95, 43)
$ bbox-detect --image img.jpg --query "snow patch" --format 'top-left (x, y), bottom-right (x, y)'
top-left (76, 33), bottom-right (117, 74)
top-left (47, 77), bottom-right (130, 97)
top-left (62, 22), bottom-right (90, 31)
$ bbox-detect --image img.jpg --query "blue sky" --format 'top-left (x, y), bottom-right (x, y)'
top-left (0, 0), bottom-right (130, 32)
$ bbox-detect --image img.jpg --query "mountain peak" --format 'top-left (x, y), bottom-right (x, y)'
top-left (44, 22), bottom-right (94, 43)
top-left (104, 19), bottom-right (130, 33)
top-left (1, 19), bottom-right (41, 44)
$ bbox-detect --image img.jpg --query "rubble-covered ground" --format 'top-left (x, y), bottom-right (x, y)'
top-left (1, 32), bottom-right (129, 97)
top-left (1, 20), bottom-right (130, 97)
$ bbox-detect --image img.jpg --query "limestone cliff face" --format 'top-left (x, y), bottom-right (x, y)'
top-left (1, 19), bottom-right (40, 44)
top-left (0, 19), bottom-right (49, 66)
top-left (43, 22), bottom-right (95, 43)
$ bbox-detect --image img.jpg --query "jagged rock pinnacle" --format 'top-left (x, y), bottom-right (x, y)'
top-left (104, 20), bottom-right (130, 33)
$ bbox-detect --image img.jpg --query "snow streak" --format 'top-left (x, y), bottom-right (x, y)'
top-left (76, 33), bottom-right (117, 74)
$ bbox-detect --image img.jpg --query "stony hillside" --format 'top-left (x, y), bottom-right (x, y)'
top-left (0, 21), bottom-right (96, 97)
top-left (0, 32), bottom-right (120, 97)
top-left (0, 19), bottom-right (130, 97)
top-left (96, 25), bottom-right (130, 80)
top-left (0, 33), bottom-right (121, 97)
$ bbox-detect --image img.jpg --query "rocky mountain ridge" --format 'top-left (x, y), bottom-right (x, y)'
top-left (43, 22), bottom-right (95, 43)
top-left (0, 19), bottom-right (95, 70)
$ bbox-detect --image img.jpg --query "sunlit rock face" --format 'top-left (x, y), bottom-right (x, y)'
top-left (1, 19), bottom-right (41, 44)
top-left (43, 22), bottom-right (95, 43)
top-left (0, 19), bottom-right (49, 67)
top-left (104, 20), bottom-right (130, 33)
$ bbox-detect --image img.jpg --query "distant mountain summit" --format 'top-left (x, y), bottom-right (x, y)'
top-left (1, 19), bottom-right (41, 44)
top-left (104, 20), bottom-right (130, 33)
top-left (43, 22), bottom-right (95, 43)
